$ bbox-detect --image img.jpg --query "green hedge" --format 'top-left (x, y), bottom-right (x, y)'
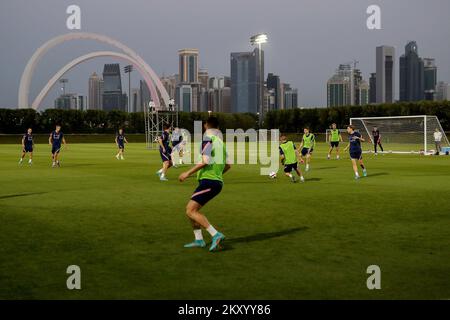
top-left (264, 100), bottom-right (450, 133)
top-left (0, 109), bottom-right (257, 134)
top-left (1, 101), bottom-right (449, 135)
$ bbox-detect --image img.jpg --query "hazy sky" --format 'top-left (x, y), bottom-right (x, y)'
top-left (1, 0), bottom-right (450, 108)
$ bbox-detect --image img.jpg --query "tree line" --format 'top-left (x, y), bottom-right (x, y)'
top-left (264, 101), bottom-right (450, 133)
top-left (0, 101), bottom-right (449, 134)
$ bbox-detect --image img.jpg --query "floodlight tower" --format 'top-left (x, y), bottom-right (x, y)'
top-left (124, 65), bottom-right (133, 113)
top-left (59, 78), bottom-right (68, 95)
top-left (250, 33), bottom-right (268, 126)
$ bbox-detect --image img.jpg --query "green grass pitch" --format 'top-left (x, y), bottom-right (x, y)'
top-left (0, 142), bottom-right (449, 299)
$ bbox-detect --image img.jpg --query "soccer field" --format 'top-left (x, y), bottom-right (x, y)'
top-left (0, 142), bottom-right (449, 300)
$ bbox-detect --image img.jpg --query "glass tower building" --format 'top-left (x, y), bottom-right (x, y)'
top-left (230, 48), bottom-right (263, 113)
top-left (399, 41), bottom-right (425, 102)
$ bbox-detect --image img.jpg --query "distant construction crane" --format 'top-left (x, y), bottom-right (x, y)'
top-left (342, 59), bottom-right (360, 69)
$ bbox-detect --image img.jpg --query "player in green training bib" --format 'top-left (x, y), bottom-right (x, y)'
top-left (327, 123), bottom-right (343, 160)
top-left (279, 135), bottom-right (305, 183)
top-left (298, 127), bottom-right (315, 172)
top-left (178, 117), bottom-right (231, 252)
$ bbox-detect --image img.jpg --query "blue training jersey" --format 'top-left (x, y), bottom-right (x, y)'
top-left (160, 131), bottom-right (170, 151)
top-left (51, 131), bottom-right (64, 147)
top-left (117, 134), bottom-right (125, 145)
top-left (349, 131), bottom-right (362, 153)
top-left (23, 133), bottom-right (33, 146)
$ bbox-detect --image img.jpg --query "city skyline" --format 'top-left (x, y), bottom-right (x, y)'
top-left (1, 0), bottom-right (450, 109)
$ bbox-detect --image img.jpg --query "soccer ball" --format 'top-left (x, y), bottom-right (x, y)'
top-left (269, 171), bottom-right (277, 179)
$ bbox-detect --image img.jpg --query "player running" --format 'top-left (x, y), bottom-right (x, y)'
top-left (298, 127), bottom-right (315, 172)
top-left (156, 124), bottom-right (173, 181)
top-left (115, 128), bottom-right (128, 160)
top-left (370, 126), bottom-right (384, 155)
top-left (179, 116), bottom-right (230, 252)
top-left (327, 123), bottom-right (343, 160)
top-left (344, 125), bottom-right (367, 180)
top-left (170, 127), bottom-right (183, 167)
top-left (19, 128), bottom-right (34, 165)
top-left (279, 135), bottom-right (304, 183)
top-left (49, 124), bottom-right (67, 168)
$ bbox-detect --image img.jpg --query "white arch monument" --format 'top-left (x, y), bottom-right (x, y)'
top-left (18, 32), bottom-right (169, 110)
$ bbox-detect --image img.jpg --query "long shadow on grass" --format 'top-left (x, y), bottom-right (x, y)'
top-left (0, 192), bottom-right (48, 200)
top-left (62, 164), bottom-right (96, 168)
top-left (365, 172), bottom-right (389, 178)
top-left (221, 227), bottom-right (308, 251)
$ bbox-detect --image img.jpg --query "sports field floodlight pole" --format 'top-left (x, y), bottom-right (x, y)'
top-left (59, 78), bottom-right (68, 95)
top-left (250, 33), bottom-right (268, 127)
top-left (124, 65), bottom-right (133, 113)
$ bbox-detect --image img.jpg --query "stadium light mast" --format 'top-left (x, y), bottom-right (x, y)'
top-left (250, 33), bottom-right (268, 127)
top-left (59, 78), bottom-right (68, 95)
top-left (124, 65), bottom-right (133, 113)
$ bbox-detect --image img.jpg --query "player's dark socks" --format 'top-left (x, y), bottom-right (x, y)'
top-left (379, 144), bottom-right (384, 152)
top-left (360, 164), bottom-right (365, 169)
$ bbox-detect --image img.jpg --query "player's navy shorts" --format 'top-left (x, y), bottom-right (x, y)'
top-left (284, 162), bottom-right (298, 173)
top-left (350, 150), bottom-right (362, 160)
top-left (23, 145), bottom-right (33, 153)
top-left (172, 140), bottom-right (181, 148)
top-left (160, 147), bottom-right (172, 162)
top-left (52, 145), bottom-right (61, 154)
top-left (118, 143), bottom-right (125, 150)
top-left (301, 147), bottom-right (313, 156)
top-left (191, 179), bottom-right (223, 206)
top-left (330, 141), bottom-right (339, 148)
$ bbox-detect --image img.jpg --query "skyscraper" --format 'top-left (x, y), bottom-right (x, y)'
top-left (284, 87), bottom-right (298, 110)
top-left (423, 58), bottom-right (437, 100)
top-left (400, 41), bottom-right (425, 102)
top-left (198, 69), bottom-right (209, 90)
top-left (435, 81), bottom-right (450, 101)
top-left (230, 48), bottom-right (262, 113)
top-left (369, 73), bottom-right (377, 104)
top-left (88, 72), bottom-right (101, 110)
top-left (176, 84), bottom-right (192, 112)
top-left (102, 64), bottom-right (126, 111)
top-left (131, 88), bottom-right (141, 113)
top-left (266, 73), bottom-right (281, 110)
top-left (179, 49), bottom-right (199, 83)
top-left (357, 81), bottom-right (370, 106)
top-left (376, 46), bottom-right (395, 103)
top-left (327, 64), bottom-right (353, 107)
top-left (140, 80), bottom-right (151, 111)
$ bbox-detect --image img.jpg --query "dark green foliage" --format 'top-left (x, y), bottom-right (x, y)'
top-left (264, 101), bottom-right (450, 132)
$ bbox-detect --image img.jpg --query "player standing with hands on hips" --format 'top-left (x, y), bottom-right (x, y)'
top-left (344, 125), bottom-right (367, 180)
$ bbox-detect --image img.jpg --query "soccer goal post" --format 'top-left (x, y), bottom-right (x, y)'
top-left (349, 115), bottom-right (450, 154)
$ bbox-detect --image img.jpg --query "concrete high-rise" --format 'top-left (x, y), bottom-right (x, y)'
top-left (178, 49), bottom-right (199, 83)
top-left (376, 46), bottom-right (395, 103)
top-left (102, 64), bottom-right (126, 111)
top-left (400, 41), bottom-right (425, 102)
top-left (369, 73), bottom-right (376, 104)
top-left (230, 48), bottom-right (262, 113)
top-left (424, 58), bottom-right (437, 100)
top-left (198, 69), bottom-right (209, 90)
top-left (88, 72), bottom-right (101, 110)
top-left (327, 64), bottom-right (353, 107)
top-left (266, 73), bottom-right (281, 110)
top-left (435, 81), bottom-right (450, 101)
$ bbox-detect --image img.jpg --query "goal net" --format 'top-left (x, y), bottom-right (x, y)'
top-left (349, 115), bottom-right (449, 154)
